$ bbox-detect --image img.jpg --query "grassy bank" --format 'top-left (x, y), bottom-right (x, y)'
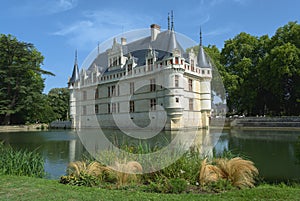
top-left (0, 175), bottom-right (299, 201)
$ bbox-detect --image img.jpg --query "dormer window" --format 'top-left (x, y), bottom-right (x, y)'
top-left (128, 64), bottom-right (132, 75)
top-left (147, 58), bottom-right (153, 71)
top-left (191, 59), bottom-right (195, 71)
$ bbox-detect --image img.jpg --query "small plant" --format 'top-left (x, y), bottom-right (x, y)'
top-left (146, 177), bottom-right (188, 194)
top-left (205, 179), bottom-right (234, 193)
top-left (168, 178), bottom-right (188, 193)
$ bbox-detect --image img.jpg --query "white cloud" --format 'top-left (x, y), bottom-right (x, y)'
top-left (205, 27), bottom-right (232, 37)
top-left (52, 9), bottom-right (153, 50)
top-left (14, 0), bottom-right (78, 15)
top-left (201, 0), bottom-right (248, 6)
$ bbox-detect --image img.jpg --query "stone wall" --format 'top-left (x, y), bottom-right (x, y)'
top-left (49, 121), bottom-right (72, 129)
top-left (230, 117), bottom-right (300, 128)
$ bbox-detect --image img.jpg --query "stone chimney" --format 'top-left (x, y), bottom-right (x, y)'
top-left (150, 24), bottom-right (160, 41)
top-left (121, 37), bottom-right (127, 45)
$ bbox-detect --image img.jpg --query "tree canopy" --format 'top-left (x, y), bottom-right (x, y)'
top-left (205, 21), bottom-right (300, 116)
top-left (0, 34), bottom-right (54, 124)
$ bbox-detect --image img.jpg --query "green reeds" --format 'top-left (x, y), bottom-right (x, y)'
top-left (0, 142), bottom-right (45, 178)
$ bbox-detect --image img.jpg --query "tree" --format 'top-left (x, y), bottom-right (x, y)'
top-left (219, 21), bottom-right (300, 116)
top-left (47, 88), bottom-right (70, 121)
top-left (220, 32), bottom-right (262, 115)
top-left (258, 22), bottom-right (300, 115)
top-left (0, 34), bottom-right (54, 125)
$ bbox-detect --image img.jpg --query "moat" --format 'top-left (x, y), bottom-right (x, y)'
top-left (0, 129), bottom-right (299, 182)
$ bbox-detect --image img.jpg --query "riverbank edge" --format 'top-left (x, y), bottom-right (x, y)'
top-left (2, 117), bottom-right (300, 132)
top-left (0, 124), bottom-right (49, 132)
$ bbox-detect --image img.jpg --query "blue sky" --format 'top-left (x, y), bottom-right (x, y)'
top-left (1, 0), bottom-right (299, 93)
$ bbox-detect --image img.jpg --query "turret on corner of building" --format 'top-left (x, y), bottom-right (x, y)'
top-left (68, 50), bottom-right (80, 89)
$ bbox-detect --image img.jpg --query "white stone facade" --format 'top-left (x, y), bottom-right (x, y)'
top-left (68, 24), bottom-right (212, 130)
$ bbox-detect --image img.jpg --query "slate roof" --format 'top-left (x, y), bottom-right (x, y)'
top-left (197, 45), bottom-right (212, 68)
top-left (81, 27), bottom-right (211, 77)
top-left (88, 29), bottom-right (185, 72)
top-left (69, 53), bottom-right (80, 83)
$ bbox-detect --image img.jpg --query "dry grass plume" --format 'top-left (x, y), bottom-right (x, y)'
top-left (110, 161), bottom-right (143, 186)
top-left (199, 157), bottom-right (259, 189)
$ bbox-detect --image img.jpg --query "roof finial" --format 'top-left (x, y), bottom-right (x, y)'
top-left (167, 12), bottom-right (170, 30)
top-left (75, 49), bottom-right (78, 65)
top-left (171, 10), bottom-right (174, 31)
top-left (97, 42), bottom-right (100, 54)
top-left (200, 27), bottom-right (203, 46)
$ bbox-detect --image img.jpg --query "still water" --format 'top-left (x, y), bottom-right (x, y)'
top-left (0, 129), bottom-right (299, 182)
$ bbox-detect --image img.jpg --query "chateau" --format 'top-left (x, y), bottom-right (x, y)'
top-left (68, 20), bottom-right (212, 131)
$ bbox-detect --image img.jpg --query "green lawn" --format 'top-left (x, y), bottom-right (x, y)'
top-left (0, 175), bottom-right (299, 201)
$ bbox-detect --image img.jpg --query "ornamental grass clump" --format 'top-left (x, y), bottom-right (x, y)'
top-left (67, 161), bottom-right (110, 177)
top-left (109, 161), bottom-right (143, 186)
top-left (61, 161), bottom-right (116, 186)
top-left (199, 157), bottom-right (259, 189)
top-left (61, 160), bottom-right (143, 187)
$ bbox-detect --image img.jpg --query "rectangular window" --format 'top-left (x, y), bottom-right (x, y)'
top-left (82, 106), bottom-right (87, 115)
top-left (191, 59), bottom-right (194, 71)
top-left (189, 99), bottom-right (193, 111)
top-left (93, 73), bottom-right (96, 83)
top-left (128, 64), bottom-right (132, 75)
top-left (113, 57), bottom-right (117, 66)
top-left (108, 86), bottom-right (111, 97)
top-left (82, 91), bottom-right (87, 100)
top-left (150, 78), bottom-right (156, 92)
top-left (130, 82), bottom-right (134, 94)
top-left (150, 98), bottom-right (156, 111)
top-left (95, 88), bottom-right (99, 99)
top-left (147, 58), bottom-right (153, 71)
top-left (175, 75), bottom-right (179, 88)
top-left (175, 57), bottom-right (179, 64)
top-left (117, 102), bottom-right (120, 113)
top-left (95, 104), bottom-right (99, 114)
top-left (129, 101), bottom-right (135, 113)
top-left (188, 79), bottom-right (193, 91)
top-left (108, 103), bottom-right (111, 114)
top-left (111, 85), bottom-right (116, 96)
top-left (112, 103), bottom-right (116, 113)
top-left (176, 97), bottom-right (179, 103)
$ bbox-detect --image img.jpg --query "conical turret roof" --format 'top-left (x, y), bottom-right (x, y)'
top-left (197, 29), bottom-right (212, 68)
top-left (69, 50), bottom-right (79, 83)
